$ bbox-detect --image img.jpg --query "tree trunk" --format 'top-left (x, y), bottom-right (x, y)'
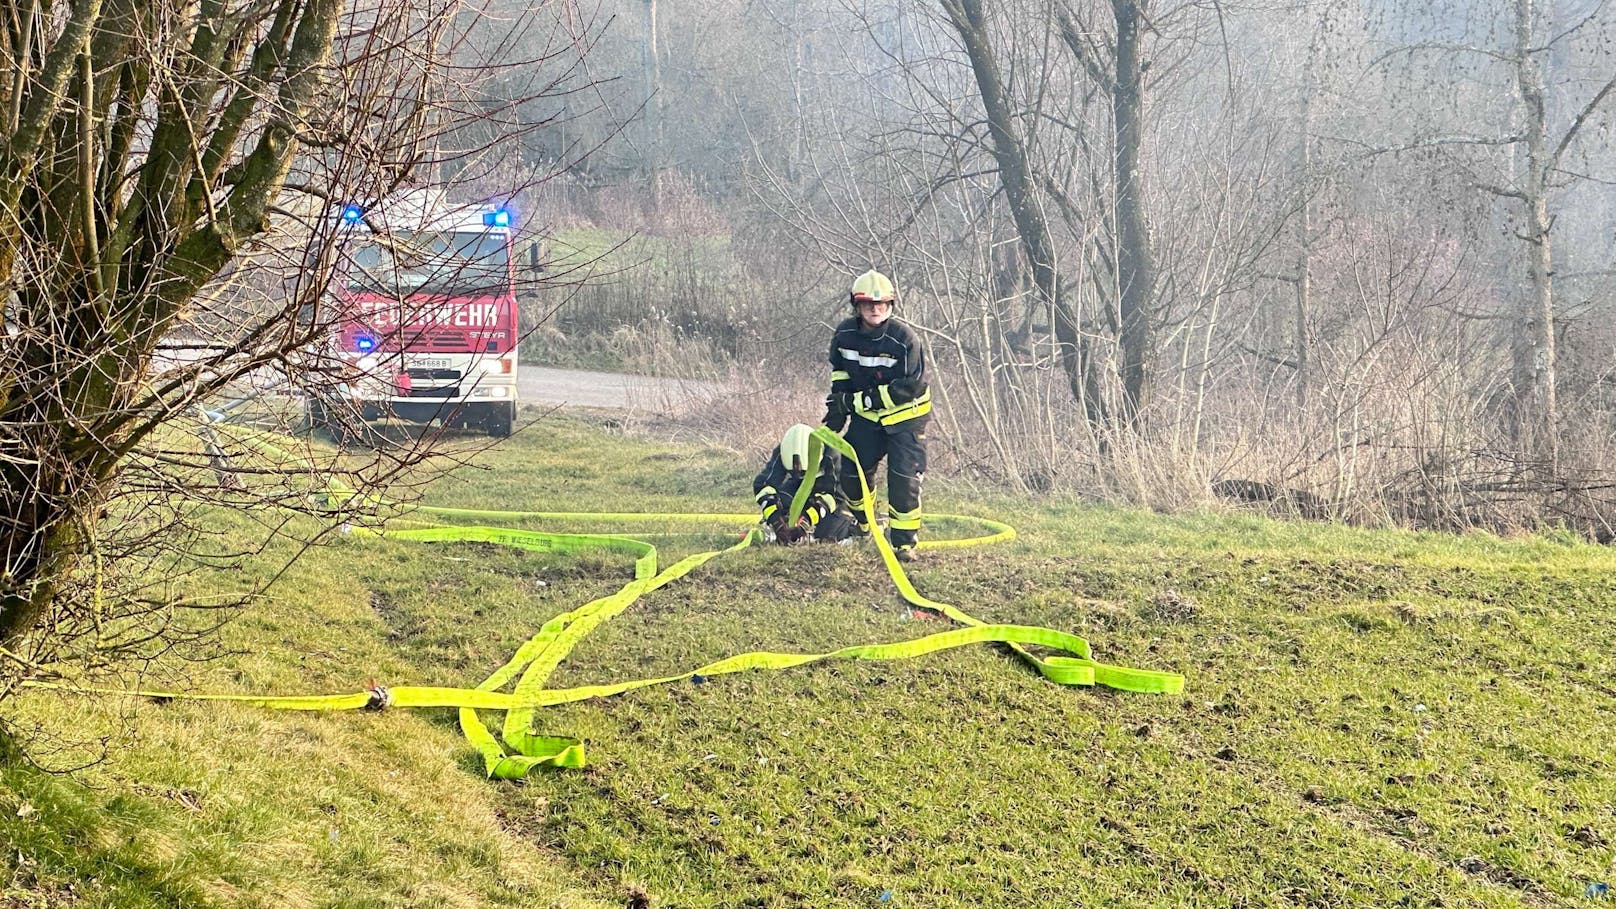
top-left (943, 0), bottom-right (1104, 423)
top-left (1511, 0), bottom-right (1558, 471)
top-left (1295, 20), bottom-right (1321, 411)
top-left (0, 0), bottom-right (341, 647)
top-left (1111, 0), bottom-right (1154, 424)
top-left (643, 0), bottom-right (663, 203)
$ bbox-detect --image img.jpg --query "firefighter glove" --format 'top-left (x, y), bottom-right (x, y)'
top-left (767, 509), bottom-right (791, 543)
top-left (823, 393), bottom-right (850, 432)
top-left (778, 514), bottom-right (812, 544)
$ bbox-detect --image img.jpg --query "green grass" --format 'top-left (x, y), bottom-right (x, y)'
top-left (6, 413), bottom-right (1616, 907)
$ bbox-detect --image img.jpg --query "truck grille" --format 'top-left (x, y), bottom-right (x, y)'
top-left (395, 329), bottom-right (475, 353)
top-left (403, 384), bottom-right (461, 398)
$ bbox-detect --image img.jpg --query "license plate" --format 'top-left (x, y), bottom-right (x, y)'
top-left (413, 358), bottom-right (450, 369)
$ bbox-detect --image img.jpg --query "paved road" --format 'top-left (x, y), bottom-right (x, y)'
top-left (516, 365), bottom-right (726, 411)
top-left (152, 346), bottom-right (722, 413)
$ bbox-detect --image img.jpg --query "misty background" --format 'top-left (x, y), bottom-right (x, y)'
top-left (440, 0), bottom-right (1614, 533)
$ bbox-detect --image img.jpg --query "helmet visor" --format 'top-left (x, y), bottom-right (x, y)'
top-left (855, 298), bottom-right (893, 325)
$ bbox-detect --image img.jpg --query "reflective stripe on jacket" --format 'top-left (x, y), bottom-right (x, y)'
top-left (827, 316), bottom-right (930, 427)
top-left (753, 445), bottom-right (842, 523)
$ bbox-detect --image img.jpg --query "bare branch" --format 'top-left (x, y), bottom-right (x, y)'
top-left (1367, 41), bottom-right (1518, 70)
top-left (0, 0), bottom-right (105, 223)
top-left (1531, 0), bottom-right (1612, 53)
top-left (1548, 71), bottom-right (1616, 173)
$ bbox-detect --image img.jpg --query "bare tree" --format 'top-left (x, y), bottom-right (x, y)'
top-left (0, 0), bottom-right (591, 717)
top-left (1503, 0), bottom-right (1616, 469)
top-left (1360, 0), bottom-right (1616, 472)
top-left (629, 0), bottom-right (1616, 532)
top-left (1058, 0), bottom-right (1156, 421)
top-left (941, 0), bottom-right (1093, 415)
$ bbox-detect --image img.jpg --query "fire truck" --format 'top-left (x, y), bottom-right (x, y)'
top-left (311, 191), bottom-right (520, 438)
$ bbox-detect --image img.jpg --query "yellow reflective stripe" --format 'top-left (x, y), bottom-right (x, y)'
top-left (878, 398), bottom-right (931, 425)
top-left (830, 370), bottom-right (850, 382)
top-left (761, 503), bottom-right (778, 519)
top-left (849, 496), bottom-right (871, 530)
top-left (890, 508), bottom-right (922, 531)
top-left (805, 494), bottom-right (835, 525)
top-left (879, 385), bottom-right (896, 410)
top-left (755, 486), bottom-right (777, 504)
top-left (849, 390), bottom-right (932, 425)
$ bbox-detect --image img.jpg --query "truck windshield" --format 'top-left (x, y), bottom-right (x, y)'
top-left (347, 231), bottom-right (509, 295)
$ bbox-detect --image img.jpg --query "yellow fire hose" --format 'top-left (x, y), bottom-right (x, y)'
top-left (36, 426), bottom-right (1184, 776)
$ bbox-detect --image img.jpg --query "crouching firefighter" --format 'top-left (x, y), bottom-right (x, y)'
top-left (823, 269), bottom-right (930, 562)
top-left (753, 423), bottom-right (856, 544)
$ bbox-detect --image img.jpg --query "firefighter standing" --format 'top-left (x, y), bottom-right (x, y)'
top-left (754, 423), bottom-right (854, 543)
top-left (822, 270), bottom-right (931, 562)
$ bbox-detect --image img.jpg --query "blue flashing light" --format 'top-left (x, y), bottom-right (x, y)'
top-left (483, 208), bottom-right (512, 228)
top-left (354, 334), bottom-right (377, 354)
top-left (340, 203), bottom-right (365, 224)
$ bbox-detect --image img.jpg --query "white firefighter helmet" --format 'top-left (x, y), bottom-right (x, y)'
top-left (850, 270), bottom-right (896, 306)
top-left (780, 423), bottom-right (813, 473)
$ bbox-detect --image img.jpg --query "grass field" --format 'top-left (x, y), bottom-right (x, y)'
top-left (3, 413), bottom-right (1615, 907)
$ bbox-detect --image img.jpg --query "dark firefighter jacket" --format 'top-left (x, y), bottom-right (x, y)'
top-left (827, 316), bottom-right (931, 427)
top-left (753, 444), bottom-right (842, 526)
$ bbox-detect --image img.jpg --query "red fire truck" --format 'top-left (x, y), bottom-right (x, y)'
top-left (313, 191), bottom-right (520, 438)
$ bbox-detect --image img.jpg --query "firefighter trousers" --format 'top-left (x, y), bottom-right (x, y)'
top-left (838, 417), bottom-right (927, 548)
